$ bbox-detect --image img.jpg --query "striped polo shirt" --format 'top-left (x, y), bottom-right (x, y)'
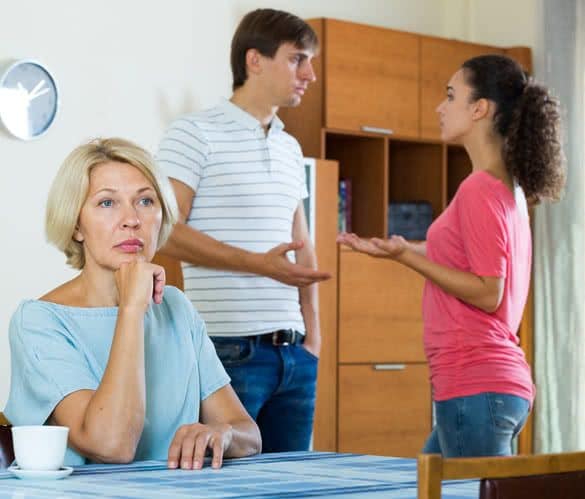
top-left (156, 99), bottom-right (307, 337)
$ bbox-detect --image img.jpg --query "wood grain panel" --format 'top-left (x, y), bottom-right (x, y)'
top-left (420, 37), bottom-right (504, 140)
top-left (518, 246), bottom-right (535, 455)
top-left (505, 47), bottom-right (533, 75)
top-left (312, 159), bottom-right (339, 451)
top-left (339, 250), bottom-right (426, 363)
top-left (325, 19), bottom-right (419, 137)
top-left (326, 133), bottom-right (387, 238)
top-left (278, 19), bottom-right (324, 158)
top-left (338, 364), bottom-right (431, 457)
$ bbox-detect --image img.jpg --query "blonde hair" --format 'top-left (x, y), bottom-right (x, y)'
top-left (46, 138), bottom-right (178, 269)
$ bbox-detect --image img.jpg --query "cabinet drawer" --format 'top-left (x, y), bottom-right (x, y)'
top-left (339, 250), bottom-right (426, 363)
top-left (325, 19), bottom-right (419, 136)
top-left (338, 363), bottom-right (431, 457)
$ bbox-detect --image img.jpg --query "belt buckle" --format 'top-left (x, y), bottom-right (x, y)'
top-left (272, 330), bottom-right (291, 347)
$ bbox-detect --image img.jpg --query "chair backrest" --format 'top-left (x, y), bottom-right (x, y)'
top-left (151, 253), bottom-right (184, 290)
top-left (0, 412), bottom-right (14, 469)
top-left (418, 451), bottom-right (585, 499)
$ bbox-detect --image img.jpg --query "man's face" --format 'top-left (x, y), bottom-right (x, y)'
top-left (257, 42), bottom-right (316, 107)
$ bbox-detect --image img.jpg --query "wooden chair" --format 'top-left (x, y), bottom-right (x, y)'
top-left (152, 253), bottom-right (184, 290)
top-left (0, 412), bottom-right (14, 469)
top-left (418, 452), bottom-right (585, 499)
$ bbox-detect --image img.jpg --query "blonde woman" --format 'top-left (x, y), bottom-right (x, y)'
top-left (4, 138), bottom-right (261, 468)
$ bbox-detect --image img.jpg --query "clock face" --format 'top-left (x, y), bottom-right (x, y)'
top-left (0, 60), bottom-right (58, 140)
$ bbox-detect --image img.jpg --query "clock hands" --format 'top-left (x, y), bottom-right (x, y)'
top-left (29, 79), bottom-right (50, 101)
top-left (16, 79), bottom-right (50, 103)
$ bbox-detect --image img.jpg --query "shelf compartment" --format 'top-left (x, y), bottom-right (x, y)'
top-left (447, 145), bottom-right (472, 203)
top-left (388, 140), bottom-right (445, 227)
top-left (325, 132), bottom-right (388, 238)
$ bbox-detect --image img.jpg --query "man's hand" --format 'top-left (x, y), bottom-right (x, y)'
top-left (301, 338), bottom-right (321, 359)
top-left (256, 241), bottom-right (331, 287)
top-left (167, 422), bottom-right (233, 470)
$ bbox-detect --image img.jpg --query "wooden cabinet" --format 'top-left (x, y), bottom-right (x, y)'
top-left (420, 37), bottom-right (504, 139)
top-left (338, 364), bottom-right (431, 457)
top-left (325, 19), bottom-right (420, 136)
top-left (339, 251), bottom-right (425, 363)
top-left (280, 18), bottom-right (534, 457)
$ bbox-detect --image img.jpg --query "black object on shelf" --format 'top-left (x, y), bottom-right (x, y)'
top-left (388, 202), bottom-right (433, 240)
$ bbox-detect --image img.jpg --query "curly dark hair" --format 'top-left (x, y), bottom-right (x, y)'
top-left (462, 55), bottom-right (566, 203)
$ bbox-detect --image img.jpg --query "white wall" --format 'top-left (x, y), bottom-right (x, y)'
top-left (467, 0), bottom-right (539, 49)
top-left (0, 0), bottom-right (537, 407)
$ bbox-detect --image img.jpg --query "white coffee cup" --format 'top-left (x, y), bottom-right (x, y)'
top-left (11, 425), bottom-right (69, 471)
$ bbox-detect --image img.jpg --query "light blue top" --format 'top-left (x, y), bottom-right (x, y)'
top-left (4, 286), bottom-right (230, 465)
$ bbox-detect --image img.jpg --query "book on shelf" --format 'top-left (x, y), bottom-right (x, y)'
top-left (338, 179), bottom-right (352, 233)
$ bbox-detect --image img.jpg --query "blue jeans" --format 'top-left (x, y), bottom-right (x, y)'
top-left (422, 392), bottom-right (530, 457)
top-left (211, 336), bottom-right (318, 453)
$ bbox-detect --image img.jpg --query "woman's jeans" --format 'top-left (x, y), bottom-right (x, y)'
top-left (422, 392), bottom-right (530, 457)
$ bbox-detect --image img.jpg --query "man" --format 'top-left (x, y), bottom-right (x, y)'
top-left (156, 8), bottom-right (329, 453)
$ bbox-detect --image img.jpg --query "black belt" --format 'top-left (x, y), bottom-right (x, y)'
top-left (258, 329), bottom-right (304, 346)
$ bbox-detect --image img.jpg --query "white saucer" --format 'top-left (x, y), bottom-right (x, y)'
top-left (8, 466), bottom-right (73, 480)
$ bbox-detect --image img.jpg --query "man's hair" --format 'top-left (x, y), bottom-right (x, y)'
top-left (231, 9), bottom-right (318, 91)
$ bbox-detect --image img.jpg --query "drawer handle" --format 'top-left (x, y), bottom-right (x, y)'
top-left (373, 364), bottom-right (406, 371)
top-left (361, 125), bottom-right (394, 135)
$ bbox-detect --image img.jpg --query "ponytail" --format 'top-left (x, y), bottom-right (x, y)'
top-left (462, 55), bottom-right (566, 203)
top-left (504, 82), bottom-right (565, 203)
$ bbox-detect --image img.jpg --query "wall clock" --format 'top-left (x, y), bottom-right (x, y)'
top-left (0, 59), bottom-right (59, 140)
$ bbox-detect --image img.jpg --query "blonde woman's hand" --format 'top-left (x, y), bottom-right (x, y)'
top-left (115, 259), bottom-right (166, 310)
top-left (167, 423), bottom-right (233, 470)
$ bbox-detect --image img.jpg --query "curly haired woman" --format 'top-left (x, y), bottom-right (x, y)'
top-left (338, 54), bottom-right (565, 457)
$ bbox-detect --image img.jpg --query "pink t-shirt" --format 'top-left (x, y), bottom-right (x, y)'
top-left (423, 170), bottom-right (534, 403)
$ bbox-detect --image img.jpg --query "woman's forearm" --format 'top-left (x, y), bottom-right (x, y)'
top-left (224, 419), bottom-right (262, 458)
top-left (397, 249), bottom-right (502, 312)
top-left (79, 307), bottom-right (147, 462)
top-left (407, 241), bottom-right (427, 256)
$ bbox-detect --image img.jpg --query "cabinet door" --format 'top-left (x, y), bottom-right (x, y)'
top-left (325, 19), bottom-right (419, 137)
top-left (420, 37), bottom-right (504, 139)
top-left (338, 364), bottom-right (431, 457)
top-left (339, 250), bottom-right (426, 363)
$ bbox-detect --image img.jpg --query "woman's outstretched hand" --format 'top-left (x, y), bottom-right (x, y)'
top-left (337, 232), bottom-right (408, 259)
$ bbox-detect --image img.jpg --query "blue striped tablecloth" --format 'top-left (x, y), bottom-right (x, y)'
top-left (0, 451), bottom-right (479, 498)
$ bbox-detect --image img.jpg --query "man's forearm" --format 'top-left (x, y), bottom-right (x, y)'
top-left (160, 222), bottom-right (261, 274)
